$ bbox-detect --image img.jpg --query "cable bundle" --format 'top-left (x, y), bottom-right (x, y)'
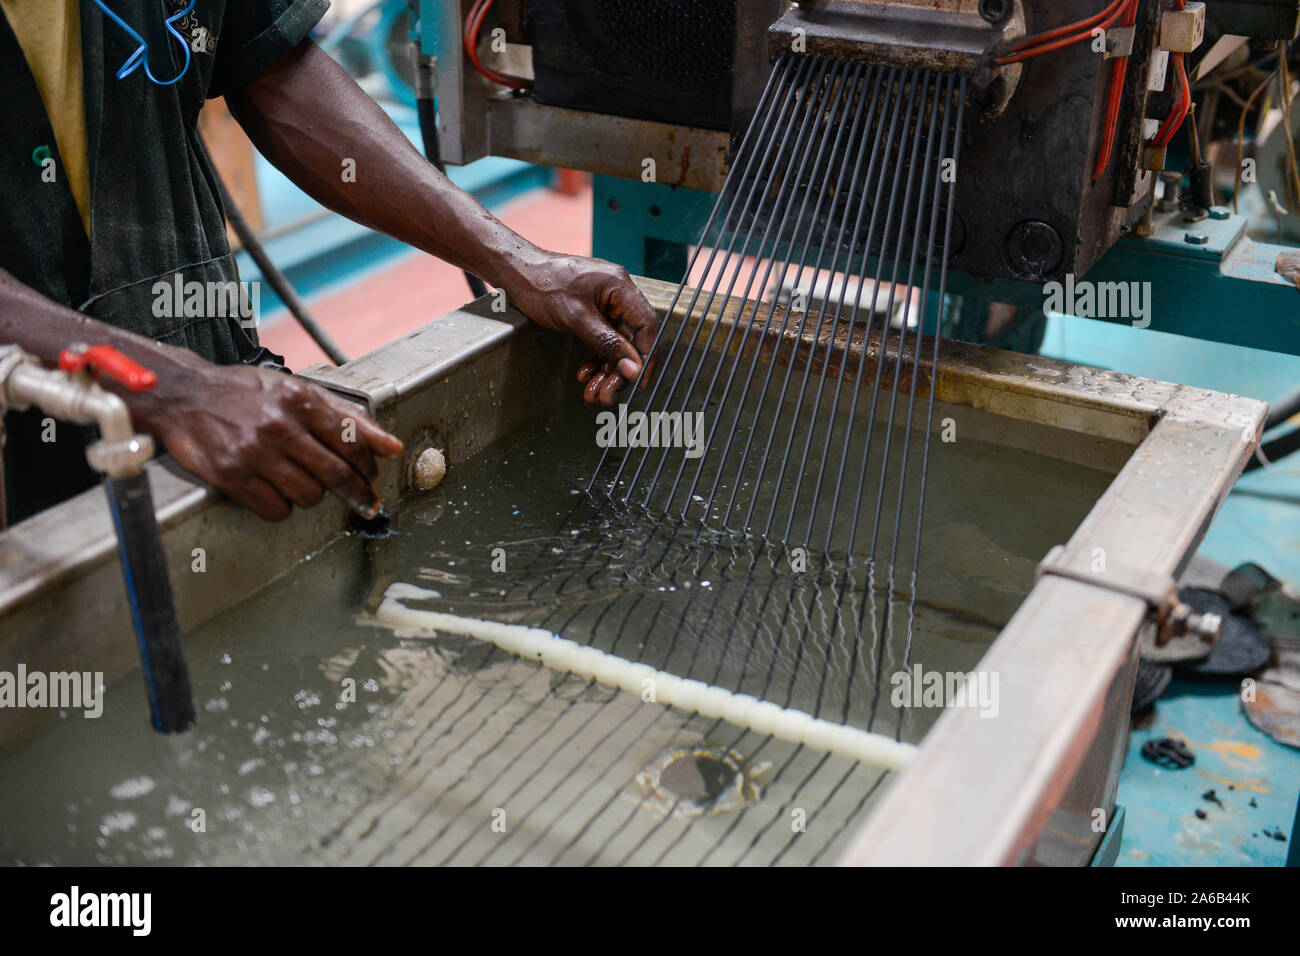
top-left (993, 0), bottom-right (1191, 177)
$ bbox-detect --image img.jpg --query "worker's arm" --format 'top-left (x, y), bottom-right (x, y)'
top-left (225, 39), bottom-right (656, 406)
top-left (0, 269), bottom-right (401, 521)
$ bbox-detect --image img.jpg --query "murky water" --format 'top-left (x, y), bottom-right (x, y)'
top-left (0, 393), bottom-right (1113, 866)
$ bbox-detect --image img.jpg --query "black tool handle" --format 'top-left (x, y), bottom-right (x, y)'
top-left (105, 473), bottom-right (196, 733)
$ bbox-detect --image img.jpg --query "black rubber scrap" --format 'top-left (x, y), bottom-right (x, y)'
top-left (1141, 736), bottom-right (1195, 768)
top-left (1174, 587), bottom-right (1272, 677)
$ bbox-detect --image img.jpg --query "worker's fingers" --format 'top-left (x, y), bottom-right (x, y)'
top-left (258, 456), bottom-right (327, 509)
top-left (284, 429), bottom-right (382, 517)
top-left (583, 369), bottom-right (606, 405)
top-left (581, 355), bottom-right (656, 401)
top-left (275, 383), bottom-right (376, 482)
top-left (159, 430), bottom-right (288, 521)
top-left (322, 390), bottom-right (403, 458)
top-left (579, 367), bottom-right (625, 406)
top-left (566, 304), bottom-right (643, 380)
top-left (602, 279), bottom-right (659, 364)
top-left (230, 476), bottom-right (294, 522)
top-left (579, 360), bottom-right (651, 404)
top-left (292, 382), bottom-right (401, 486)
top-left (597, 370), bottom-right (624, 405)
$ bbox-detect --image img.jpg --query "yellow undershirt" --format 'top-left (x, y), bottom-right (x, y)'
top-left (1, 0), bottom-right (92, 236)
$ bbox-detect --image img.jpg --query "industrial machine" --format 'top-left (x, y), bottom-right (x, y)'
top-left (425, 0), bottom-right (1300, 354)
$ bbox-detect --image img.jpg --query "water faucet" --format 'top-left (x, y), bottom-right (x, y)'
top-left (0, 344), bottom-right (196, 733)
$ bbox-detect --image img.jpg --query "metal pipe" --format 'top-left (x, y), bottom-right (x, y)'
top-left (209, 169), bottom-right (351, 367)
top-left (4, 362), bottom-right (137, 446)
top-left (0, 347), bottom-right (194, 733)
top-left (411, 47), bottom-right (491, 300)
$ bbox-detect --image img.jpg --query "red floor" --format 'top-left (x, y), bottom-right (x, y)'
top-left (261, 181), bottom-right (594, 370)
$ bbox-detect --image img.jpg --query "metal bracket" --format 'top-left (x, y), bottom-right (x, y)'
top-left (1037, 544), bottom-right (1221, 655)
top-left (1038, 544), bottom-right (1178, 613)
top-left (1105, 25), bottom-right (1135, 59)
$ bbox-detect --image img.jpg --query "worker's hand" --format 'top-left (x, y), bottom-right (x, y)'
top-left (505, 253), bottom-right (658, 406)
top-left (131, 362), bottom-right (402, 522)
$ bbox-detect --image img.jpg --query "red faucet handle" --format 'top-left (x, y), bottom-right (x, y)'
top-left (59, 345), bottom-right (158, 392)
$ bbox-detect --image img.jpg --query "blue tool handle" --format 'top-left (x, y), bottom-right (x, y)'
top-left (105, 472), bottom-right (195, 733)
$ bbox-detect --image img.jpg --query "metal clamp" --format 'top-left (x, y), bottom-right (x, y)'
top-left (1036, 544), bottom-right (1221, 652)
top-left (1104, 26), bottom-right (1135, 59)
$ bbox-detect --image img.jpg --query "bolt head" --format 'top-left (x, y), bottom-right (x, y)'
top-left (1194, 611), bottom-right (1223, 641)
top-left (979, 0), bottom-right (1011, 24)
top-left (1005, 220), bottom-right (1063, 279)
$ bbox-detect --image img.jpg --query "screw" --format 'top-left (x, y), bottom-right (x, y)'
top-left (1161, 603), bottom-right (1221, 645)
top-left (1191, 611), bottom-right (1223, 641)
top-left (1184, 232), bottom-right (1209, 245)
top-left (1208, 206), bottom-right (1230, 220)
top-left (1168, 602), bottom-right (1221, 642)
top-left (1157, 171), bottom-right (1182, 213)
top-left (979, 0), bottom-right (1011, 23)
top-left (1005, 220), bottom-right (1063, 279)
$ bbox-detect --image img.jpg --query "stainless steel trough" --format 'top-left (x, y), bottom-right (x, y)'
top-left (0, 276), bottom-right (1265, 865)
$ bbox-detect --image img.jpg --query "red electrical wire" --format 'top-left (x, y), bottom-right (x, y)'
top-left (1006, 0), bottom-right (1127, 54)
top-left (995, 0), bottom-right (1129, 65)
top-left (1152, 52), bottom-right (1191, 147)
top-left (463, 0), bottom-right (531, 91)
top-left (1152, 0), bottom-right (1191, 148)
top-left (464, 0), bottom-right (528, 89)
top-left (1092, 0), bottom-right (1140, 180)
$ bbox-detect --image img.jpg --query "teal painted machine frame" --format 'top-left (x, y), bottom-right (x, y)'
top-left (591, 174), bottom-right (1300, 356)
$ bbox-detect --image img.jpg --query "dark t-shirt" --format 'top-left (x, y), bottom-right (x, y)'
top-left (1, 0), bottom-right (329, 521)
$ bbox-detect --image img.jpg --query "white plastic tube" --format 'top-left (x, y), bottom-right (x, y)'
top-left (376, 585), bottom-right (917, 772)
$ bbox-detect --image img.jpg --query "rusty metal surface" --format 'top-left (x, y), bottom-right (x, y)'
top-left (482, 98), bottom-right (731, 191)
top-left (1277, 250), bottom-right (1300, 290)
top-left (768, 0), bottom-right (1024, 74)
top-left (440, 0), bottom-right (737, 192)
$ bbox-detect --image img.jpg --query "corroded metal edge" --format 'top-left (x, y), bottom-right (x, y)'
top-left (768, 0), bottom-right (1025, 75)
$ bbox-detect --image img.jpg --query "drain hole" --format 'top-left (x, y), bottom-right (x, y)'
top-left (660, 753), bottom-right (736, 805)
top-left (634, 745), bottom-right (767, 818)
